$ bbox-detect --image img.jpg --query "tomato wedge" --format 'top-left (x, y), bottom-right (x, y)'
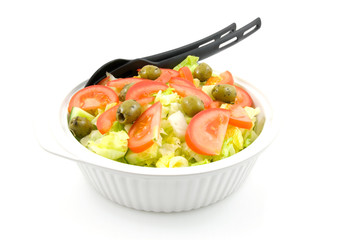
top-left (136, 97), bottom-right (155, 106)
top-left (208, 100), bottom-right (222, 109)
top-left (98, 76), bottom-right (111, 86)
top-left (228, 104), bottom-right (252, 129)
top-left (179, 66), bottom-right (194, 82)
top-left (160, 68), bottom-right (180, 78)
top-left (185, 108), bottom-right (230, 155)
top-left (235, 85), bottom-right (253, 107)
top-left (155, 69), bottom-right (171, 84)
top-left (169, 83), bottom-right (212, 108)
top-left (128, 101), bottom-right (162, 153)
top-left (169, 77), bottom-right (196, 88)
top-left (218, 71), bottom-right (234, 85)
top-left (125, 80), bottom-right (168, 101)
top-left (68, 85), bottom-right (119, 113)
top-left (97, 103), bottom-right (121, 134)
top-left (106, 78), bottom-right (146, 90)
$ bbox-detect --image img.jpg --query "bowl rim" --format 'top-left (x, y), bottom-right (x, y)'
top-left (52, 76), bottom-right (276, 177)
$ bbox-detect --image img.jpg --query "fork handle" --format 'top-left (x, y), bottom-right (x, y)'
top-left (157, 17), bottom-right (261, 68)
top-left (145, 23), bottom-right (237, 62)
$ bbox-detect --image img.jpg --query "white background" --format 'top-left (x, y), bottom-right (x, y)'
top-left (1, 0), bottom-right (359, 239)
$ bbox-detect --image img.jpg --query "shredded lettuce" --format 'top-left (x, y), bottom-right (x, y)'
top-left (244, 106), bottom-right (260, 121)
top-left (213, 106), bottom-right (260, 160)
top-left (201, 85), bottom-right (216, 100)
top-left (125, 143), bottom-right (159, 167)
top-left (154, 88), bottom-right (179, 106)
top-left (191, 159), bottom-right (211, 166)
top-left (213, 136), bottom-right (236, 161)
top-left (156, 154), bottom-right (189, 168)
top-left (154, 88), bottom-right (181, 120)
top-left (74, 56), bottom-right (262, 168)
top-left (181, 142), bottom-right (209, 163)
top-left (226, 126), bottom-right (244, 151)
top-left (83, 130), bottom-right (129, 160)
top-left (80, 130), bottom-right (103, 146)
top-left (173, 55), bottom-right (199, 72)
top-left (156, 154), bottom-right (174, 168)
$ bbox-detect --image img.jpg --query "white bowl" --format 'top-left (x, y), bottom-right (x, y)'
top-left (36, 76), bottom-right (276, 212)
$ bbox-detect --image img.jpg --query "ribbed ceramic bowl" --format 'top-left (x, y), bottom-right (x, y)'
top-left (37, 76), bottom-right (276, 212)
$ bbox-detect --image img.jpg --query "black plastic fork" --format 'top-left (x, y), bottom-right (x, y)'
top-left (85, 18), bottom-right (261, 87)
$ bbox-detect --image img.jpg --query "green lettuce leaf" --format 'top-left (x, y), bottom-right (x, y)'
top-left (125, 143), bottom-right (159, 167)
top-left (156, 154), bottom-right (189, 168)
top-left (190, 159), bottom-right (211, 166)
top-left (173, 55), bottom-right (199, 72)
top-left (86, 130), bottom-right (129, 160)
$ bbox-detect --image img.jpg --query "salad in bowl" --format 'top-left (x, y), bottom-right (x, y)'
top-left (67, 56), bottom-right (260, 168)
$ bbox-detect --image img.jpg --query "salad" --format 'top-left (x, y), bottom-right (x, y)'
top-left (67, 56), bottom-right (260, 168)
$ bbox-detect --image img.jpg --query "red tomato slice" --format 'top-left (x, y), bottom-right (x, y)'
top-left (218, 71), bottom-right (234, 85)
top-left (97, 103), bottom-right (121, 134)
top-left (169, 83), bottom-right (212, 108)
top-left (155, 69), bottom-right (171, 84)
top-left (169, 77), bottom-right (196, 88)
top-left (185, 108), bottom-right (230, 155)
top-left (208, 100), bottom-right (222, 109)
top-left (125, 80), bottom-right (168, 101)
top-left (136, 97), bottom-right (155, 106)
top-left (128, 101), bottom-right (162, 153)
top-left (106, 78), bottom-right (146, 90)
top-left (160, 68), bottom-right (180, 78)
top-left (68, 85), bottom-right (119, 113)
top-left (179, 66), bottom-right (194, 82)
top-left (228, 104), bottom-right (252, 129)
top-left (235, 85), bottom-right (253, 107)
top-left (98, 76), bottom-right (111, 86)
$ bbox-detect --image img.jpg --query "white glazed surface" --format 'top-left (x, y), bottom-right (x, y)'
top-left (41, 76), bottom-right (275, 212)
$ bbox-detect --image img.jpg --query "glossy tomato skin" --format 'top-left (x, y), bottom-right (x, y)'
top-left (128, 101), bottom-right (162, 153)
top-left (169, 77), bottom-right (196, 88)
top-left (154, 70), bottom-right (171, 84)
top-left (228, 104), bottom-right (252, 129)
top-left (136, 97), bottom-right (154, 106)
top-left (97, 103), bottom-right (121, 134)
top-left (106, 78), bottom-right (146, 90)
top-left (235, 85), bottom-right (253, 107)
top-left (98, 76), bottom-right (111, 86)
top-left (169, 83), bottom-right (212, 108)
top-left (208, 100), bottom-right (222, 109)
top-left (68, 85), bottom-right (119, 113)
top-left (179, 66), bottom-right (193, 82)
top-left (125, 80), bottom-right (168, 101)
top-left (218, 71), bottom-right (234, 85)
top-left (185, 108), bottom-right (230, 155)
top-left (160, 68), bottom-right (180, 78)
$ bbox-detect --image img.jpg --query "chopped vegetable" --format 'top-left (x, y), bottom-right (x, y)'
top-left (68, 85), bottom-right (119, 113)
top-left (128, 101), bottom-right (162, 153)
top-left (185, 108), bottom-right (230, 155)
top-left (84, 130), bottom-right (129, 160)
top-left (173, 55), bottom-right (199, 72)
top-left (68, 56), bottom-right (259, 167)
top-left (96, 103), bottom-right (121, 134)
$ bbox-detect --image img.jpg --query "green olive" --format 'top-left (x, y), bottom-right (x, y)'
top-left (116, 100), bottom-right (142, 124)
top-left (181, 95), bottom-right (205, 117)
top-left (139, 65), bottom-right (161, 80)
top-left (69, 116), bottom-right (93, 139)
top-left (193, 63), bottom-right (212, 82)
top-left (119, 82), bottom-right (135, 101)
top-left (211, 84), bottom-right (237, 103)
